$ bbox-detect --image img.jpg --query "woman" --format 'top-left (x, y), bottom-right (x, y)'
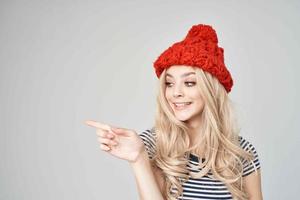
top-left (85, 24), bottom-right (263, 200)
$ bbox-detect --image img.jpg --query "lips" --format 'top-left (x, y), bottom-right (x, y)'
top-left (173, 102), bottom-right (192, 109)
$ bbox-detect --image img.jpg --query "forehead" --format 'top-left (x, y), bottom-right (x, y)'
top-left (165, 65), bottom-right (196, 78)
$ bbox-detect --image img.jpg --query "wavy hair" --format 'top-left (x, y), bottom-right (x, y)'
top-left (151, 66), bottom-right (257, 200)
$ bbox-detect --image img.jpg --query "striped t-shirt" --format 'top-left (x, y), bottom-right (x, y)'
top-left (138, 129), bottom-right (261, 200)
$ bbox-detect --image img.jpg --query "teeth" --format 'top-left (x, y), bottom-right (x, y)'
top-left (174, 102), bottom-right (191, 107)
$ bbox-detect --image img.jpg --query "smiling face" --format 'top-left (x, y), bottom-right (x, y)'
top-left (164, 65), bottom-right (205, 125)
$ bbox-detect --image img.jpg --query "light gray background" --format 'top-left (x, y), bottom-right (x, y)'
top-left (1, 0), bottom-right (299, 199)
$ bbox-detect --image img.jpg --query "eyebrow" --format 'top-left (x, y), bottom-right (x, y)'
top-left (166, 72), bottom-right (196, 78)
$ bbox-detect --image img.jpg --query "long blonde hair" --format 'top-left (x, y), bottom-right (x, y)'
top-left (151, 66), bottom-right (255, 200)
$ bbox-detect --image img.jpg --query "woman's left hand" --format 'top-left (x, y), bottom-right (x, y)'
top-left (85, 120), bottom-right (145, 163)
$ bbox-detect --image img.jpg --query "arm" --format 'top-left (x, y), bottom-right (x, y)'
top-left (130, 149), bottom-right (165, 200)
top-left (85, 122), bottom-right (164, 199)
top-left (243, 169), bottom-right (263, 200)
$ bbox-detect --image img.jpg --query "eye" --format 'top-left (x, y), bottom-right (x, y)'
top-left (165, 81), bottom-right (196, 87)
top-left (185, 82), bottom-right (196, 87)
top-left (165, 82), bottom-right (173, 87)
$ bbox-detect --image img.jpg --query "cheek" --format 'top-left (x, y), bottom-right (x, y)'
top-left (190, 90), bottom-right (202, 99)
top-left (192, 93), bottom-right (205, 106)
top-left (198, 98), bottom-right (205, 109)
top-left (165, 90), bottom-right (171, 101)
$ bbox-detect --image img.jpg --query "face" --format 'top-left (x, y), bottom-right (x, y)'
top-left (165, 65), bottom-right (205, 125)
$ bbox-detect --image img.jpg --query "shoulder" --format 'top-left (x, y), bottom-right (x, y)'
top-left (138, 128), bottom-right (157, 159)
top-left (238, 136), bottom-right (261, 177)
top-left (139, 128), bottom-right (156, 144)
top-left (238, 136), bottom-right (258, 153)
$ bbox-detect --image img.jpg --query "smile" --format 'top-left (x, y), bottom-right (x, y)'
top-left (173, 102), bottom-right (192, 109)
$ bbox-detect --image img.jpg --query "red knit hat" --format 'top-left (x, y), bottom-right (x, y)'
top-left (153, 24), bottom-right (233, 93)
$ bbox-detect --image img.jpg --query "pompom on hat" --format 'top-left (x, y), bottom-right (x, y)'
top-left (153, 24), bottom-right (233, 93)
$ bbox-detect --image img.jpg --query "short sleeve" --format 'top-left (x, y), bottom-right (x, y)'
top-left (239, 136), bottom-right (261, 177)
top-left (138, 128), bottom-right (156, 159)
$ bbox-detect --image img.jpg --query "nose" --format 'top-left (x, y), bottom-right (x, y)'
top-left (173, 84), bottom-right (184, 98)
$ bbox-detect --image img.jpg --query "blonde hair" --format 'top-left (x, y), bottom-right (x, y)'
top-left (151, 66), bottom-right (256, 200)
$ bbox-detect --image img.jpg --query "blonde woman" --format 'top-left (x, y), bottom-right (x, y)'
top-left (85, 24), bottom-right (263, 200)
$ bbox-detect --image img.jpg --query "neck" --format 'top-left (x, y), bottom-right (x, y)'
top-left (184, 113), bottom-right (207, 157)
top-left (186, 117), bottom-right (203, 146)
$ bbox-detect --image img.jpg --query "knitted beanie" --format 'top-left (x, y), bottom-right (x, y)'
top-left (153, 24), bottom-right (233, 93)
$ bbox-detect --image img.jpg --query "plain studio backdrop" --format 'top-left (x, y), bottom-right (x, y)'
top-left (0, 0), bottom-right (299, 199)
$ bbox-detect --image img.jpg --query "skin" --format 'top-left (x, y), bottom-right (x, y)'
top-left (165, 65), bottom-right (205, 144)
top-left (85, 120), bottom-right (164, 200)
top-left (85, 65), bottom-right (263, 199)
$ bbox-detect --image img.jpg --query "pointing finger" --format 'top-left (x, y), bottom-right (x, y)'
top-left (84, 120), bottom-right (112, 131)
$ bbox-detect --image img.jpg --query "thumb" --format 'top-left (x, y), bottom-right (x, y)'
top-left (111, 127), bottom-right (132, 137)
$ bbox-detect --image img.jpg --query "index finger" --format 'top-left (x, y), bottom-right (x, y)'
top-left (84, 120), bottom-right (112, 131)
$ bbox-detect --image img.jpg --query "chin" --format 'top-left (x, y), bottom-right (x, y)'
top-left (174, 114), bottom-right (192, 122)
